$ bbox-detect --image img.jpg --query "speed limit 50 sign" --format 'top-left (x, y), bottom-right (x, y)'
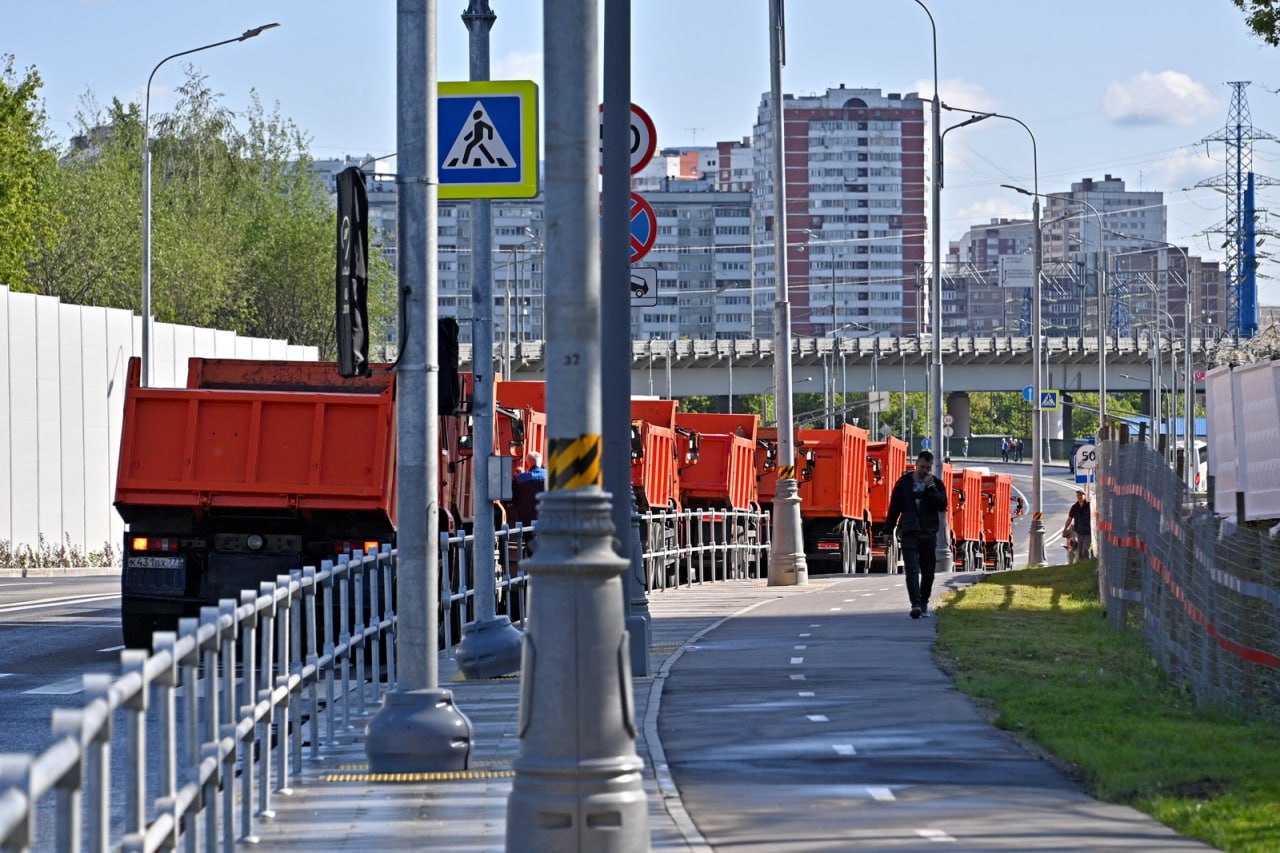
top-left (1074, 443), bottom-right (1098, 471)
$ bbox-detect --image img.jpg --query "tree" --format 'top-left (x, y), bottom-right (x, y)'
top-left (29, 68), bottom-right (366, 358)
top-left (1234, 0), bottom-right (1280, 45)
top-left (0, 55), bottom-right (58, 291)
top-left (28, 95), bottom-right (143, 308)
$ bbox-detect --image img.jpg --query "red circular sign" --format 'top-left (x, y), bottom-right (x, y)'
top-left (629, 192), bottom-right (657, 263)
top-left (598, 102), bottom-right (658, 175)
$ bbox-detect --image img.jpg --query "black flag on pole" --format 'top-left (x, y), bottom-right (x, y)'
top-left (336, 166), bottom-right (370, 377)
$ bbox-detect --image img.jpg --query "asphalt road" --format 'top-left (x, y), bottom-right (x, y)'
top-left (0, 576), bottom-right (124, 755)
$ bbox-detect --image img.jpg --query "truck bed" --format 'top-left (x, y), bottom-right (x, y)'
top-left (114, 358), bottom-right (396, 523)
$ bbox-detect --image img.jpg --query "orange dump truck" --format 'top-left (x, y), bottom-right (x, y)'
top-left (792, 424), bottom-right (873, 574)
top-left (673, 412), bottom-right (763, 577)
top-left (866, 436), bottom-right (908, 572)
top-left (114, 357), bottom-right (397, 647)
top-left (631, 399), bottom-right (695, 580)
top-left (494, 380), bottom-right (549, 526)
top-left (946, 467), bottom-right (987, 572)
top-left (980, 472), bottom-right (1017, 571)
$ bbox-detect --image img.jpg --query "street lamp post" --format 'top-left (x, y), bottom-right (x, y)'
top-left (1014, 192), bottom-right (1109, 440)
top-left (766, 0), bottom-right (807, 586)
top-left (141, 23), bottom-right (279, 387)
top-left (950, 105), bottom-right (1045, 565)
top-left (1109, 232), bottom-right (1195, 487)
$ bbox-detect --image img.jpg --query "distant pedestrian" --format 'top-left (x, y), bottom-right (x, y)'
top-left (1063, 489), bottom-right (1092, 562)
top-left (513, 451), bottom-right (546, 526)
top-left (1015, 437), bottom-right (1024, 462)
top-left (885, 450), bottom-right (949, 619)
top-left (1000, 437), bottom-right (1010, 463)
top-left (963, 436), bottom-right (970, 457)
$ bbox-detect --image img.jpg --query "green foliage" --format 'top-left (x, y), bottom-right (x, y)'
top-left (938, 562), bottom-right (1280, 852)
top-left (0, 55), bottom-right (58, 291)
top-left (676, 394), bottom-right (718, 413)
top-left (17, 64), bottom-right (355, 355)
top-left (1234, 0), bottom-right (1280, 46)
top-left (29, 96), bottom-right (143, 307)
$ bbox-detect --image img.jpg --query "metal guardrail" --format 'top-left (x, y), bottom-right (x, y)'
top-left (640, 508), bottom-right (771, 591)
top-left (0, 547), bottom-right (401, 853)
top-left (0, 514), bottom-right (762, 851)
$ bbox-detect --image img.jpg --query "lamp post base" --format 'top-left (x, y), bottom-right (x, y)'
top-left (365, 688), bottom-right (474, 772)
top-left (455, 615), bottom-right (523, 680)
top-left (768, 478), bottom-right (808, 586)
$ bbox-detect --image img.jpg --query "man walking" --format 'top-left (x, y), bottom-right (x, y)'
top-left (1064, 489), bottom-right (1092, 563)
top-left (885, 450), bottom-right (949, 618)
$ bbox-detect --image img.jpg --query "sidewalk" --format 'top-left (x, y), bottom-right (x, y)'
top-left (249, 575), bottom-right (1213, 852)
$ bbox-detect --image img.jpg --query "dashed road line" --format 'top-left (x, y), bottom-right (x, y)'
top-left (832, 744), bottom-right (856, 756)
top-left (790, 657), bottom-right (804, 664)
top-left (25, 676), bottom-right (84, 695)
top-left (806, 714), bottom-right (828, 722)
top-left (916, 828), bottom-right (956, 843)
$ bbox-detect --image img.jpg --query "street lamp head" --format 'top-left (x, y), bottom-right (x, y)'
top-left (1000, 183), bottom-right (1034, 198)
top-left (241, 23), bottom-right (281, 40)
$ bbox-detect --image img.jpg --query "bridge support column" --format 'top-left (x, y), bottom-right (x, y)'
top-left (946, 392), bottom-right (971, 457)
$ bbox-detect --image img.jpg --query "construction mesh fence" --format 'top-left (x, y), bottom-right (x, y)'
top-left (1097, 436), bottom-right (1280, 719)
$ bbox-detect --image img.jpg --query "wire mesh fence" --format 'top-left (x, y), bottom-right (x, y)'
top-left (1097, 436), bottom-right (1280, 719)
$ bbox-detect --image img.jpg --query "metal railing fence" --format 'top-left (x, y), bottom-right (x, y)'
top-left (639, 508), bottom-right (771, 591)
top-left (1097, 437), bottom-right (1280, 718)
top-left (0, 512), bottom-right (765, 851)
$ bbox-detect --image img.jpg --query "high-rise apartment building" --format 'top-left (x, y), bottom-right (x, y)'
top-left (1042, 175), bottom-right (1166, 261)
top-left (750, 86), bottom-right (928, 338)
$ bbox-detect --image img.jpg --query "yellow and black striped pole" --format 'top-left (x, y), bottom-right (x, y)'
top-left (506, 5), bottom-right (650, 848)
top-left (547, 435), bottom-right (602, 491)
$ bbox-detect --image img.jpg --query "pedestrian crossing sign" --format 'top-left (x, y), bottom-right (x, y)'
top-left (1039, 390), bottom-right (1060, 411)
top-left (438, 80), bottom-right (539, 199)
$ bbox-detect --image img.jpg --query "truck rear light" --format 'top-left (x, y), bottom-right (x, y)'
top-left (334, 540), bottom-right (382, 555)
top-left (131, 537), bottom-right (177, 552)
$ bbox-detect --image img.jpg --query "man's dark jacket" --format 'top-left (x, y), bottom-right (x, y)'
top-left (884, 471), bottom-right (949, 539)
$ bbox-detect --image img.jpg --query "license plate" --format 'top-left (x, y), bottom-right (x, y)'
top-left (125, 557), bottom-right (187, 594)
top-left (128, 556), bottom-right (185, 569)
top-left (817, 542), bottom-right (840, 551)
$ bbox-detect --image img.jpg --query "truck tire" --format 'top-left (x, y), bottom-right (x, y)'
top-left (121, 600), bottom-right (164, 650)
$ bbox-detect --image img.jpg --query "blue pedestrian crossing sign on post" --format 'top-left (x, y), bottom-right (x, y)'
top-left (438, 80), bottom-right (539, 199)
top-left (1039, 390), bottom-right (1060, 411)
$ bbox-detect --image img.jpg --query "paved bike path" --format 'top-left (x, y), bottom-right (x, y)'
top-left (250, 575), bottom-right (1213, 851)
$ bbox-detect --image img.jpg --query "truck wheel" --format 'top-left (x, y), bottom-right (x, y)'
top-left (121, 602), bottom-right (163, 650)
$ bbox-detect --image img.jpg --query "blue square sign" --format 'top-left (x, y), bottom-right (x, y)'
top-left (438, 80), bottom-right (539, 199)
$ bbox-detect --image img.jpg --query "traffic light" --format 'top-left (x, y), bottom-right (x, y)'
top-left (335, 166), bottom-right (370, 377)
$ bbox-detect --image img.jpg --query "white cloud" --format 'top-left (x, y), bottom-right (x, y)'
top-left (914, 77), bottom-right (997, 113)
top-left (954, 196), bottom-right (1027, 228)
top-left (1102, 71), bottom-right (1219, 127)
top-left (1147, 145), bottom-right (1222, 187)
top-left (494, 50), bottom-right (543, 87)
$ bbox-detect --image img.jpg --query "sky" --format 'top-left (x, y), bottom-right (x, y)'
top-left (10, 0), bottom-right (1280, 302)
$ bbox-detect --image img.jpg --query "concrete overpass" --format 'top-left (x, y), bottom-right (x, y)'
top-left (468, 334), bottom-right (1214, 399)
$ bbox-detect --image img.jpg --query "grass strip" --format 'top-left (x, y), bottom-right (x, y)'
top-left (935, 560), bottom-right (1280, 853)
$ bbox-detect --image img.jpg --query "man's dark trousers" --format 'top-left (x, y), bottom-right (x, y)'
top-left (901, 533), bottom-right (938, 610)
